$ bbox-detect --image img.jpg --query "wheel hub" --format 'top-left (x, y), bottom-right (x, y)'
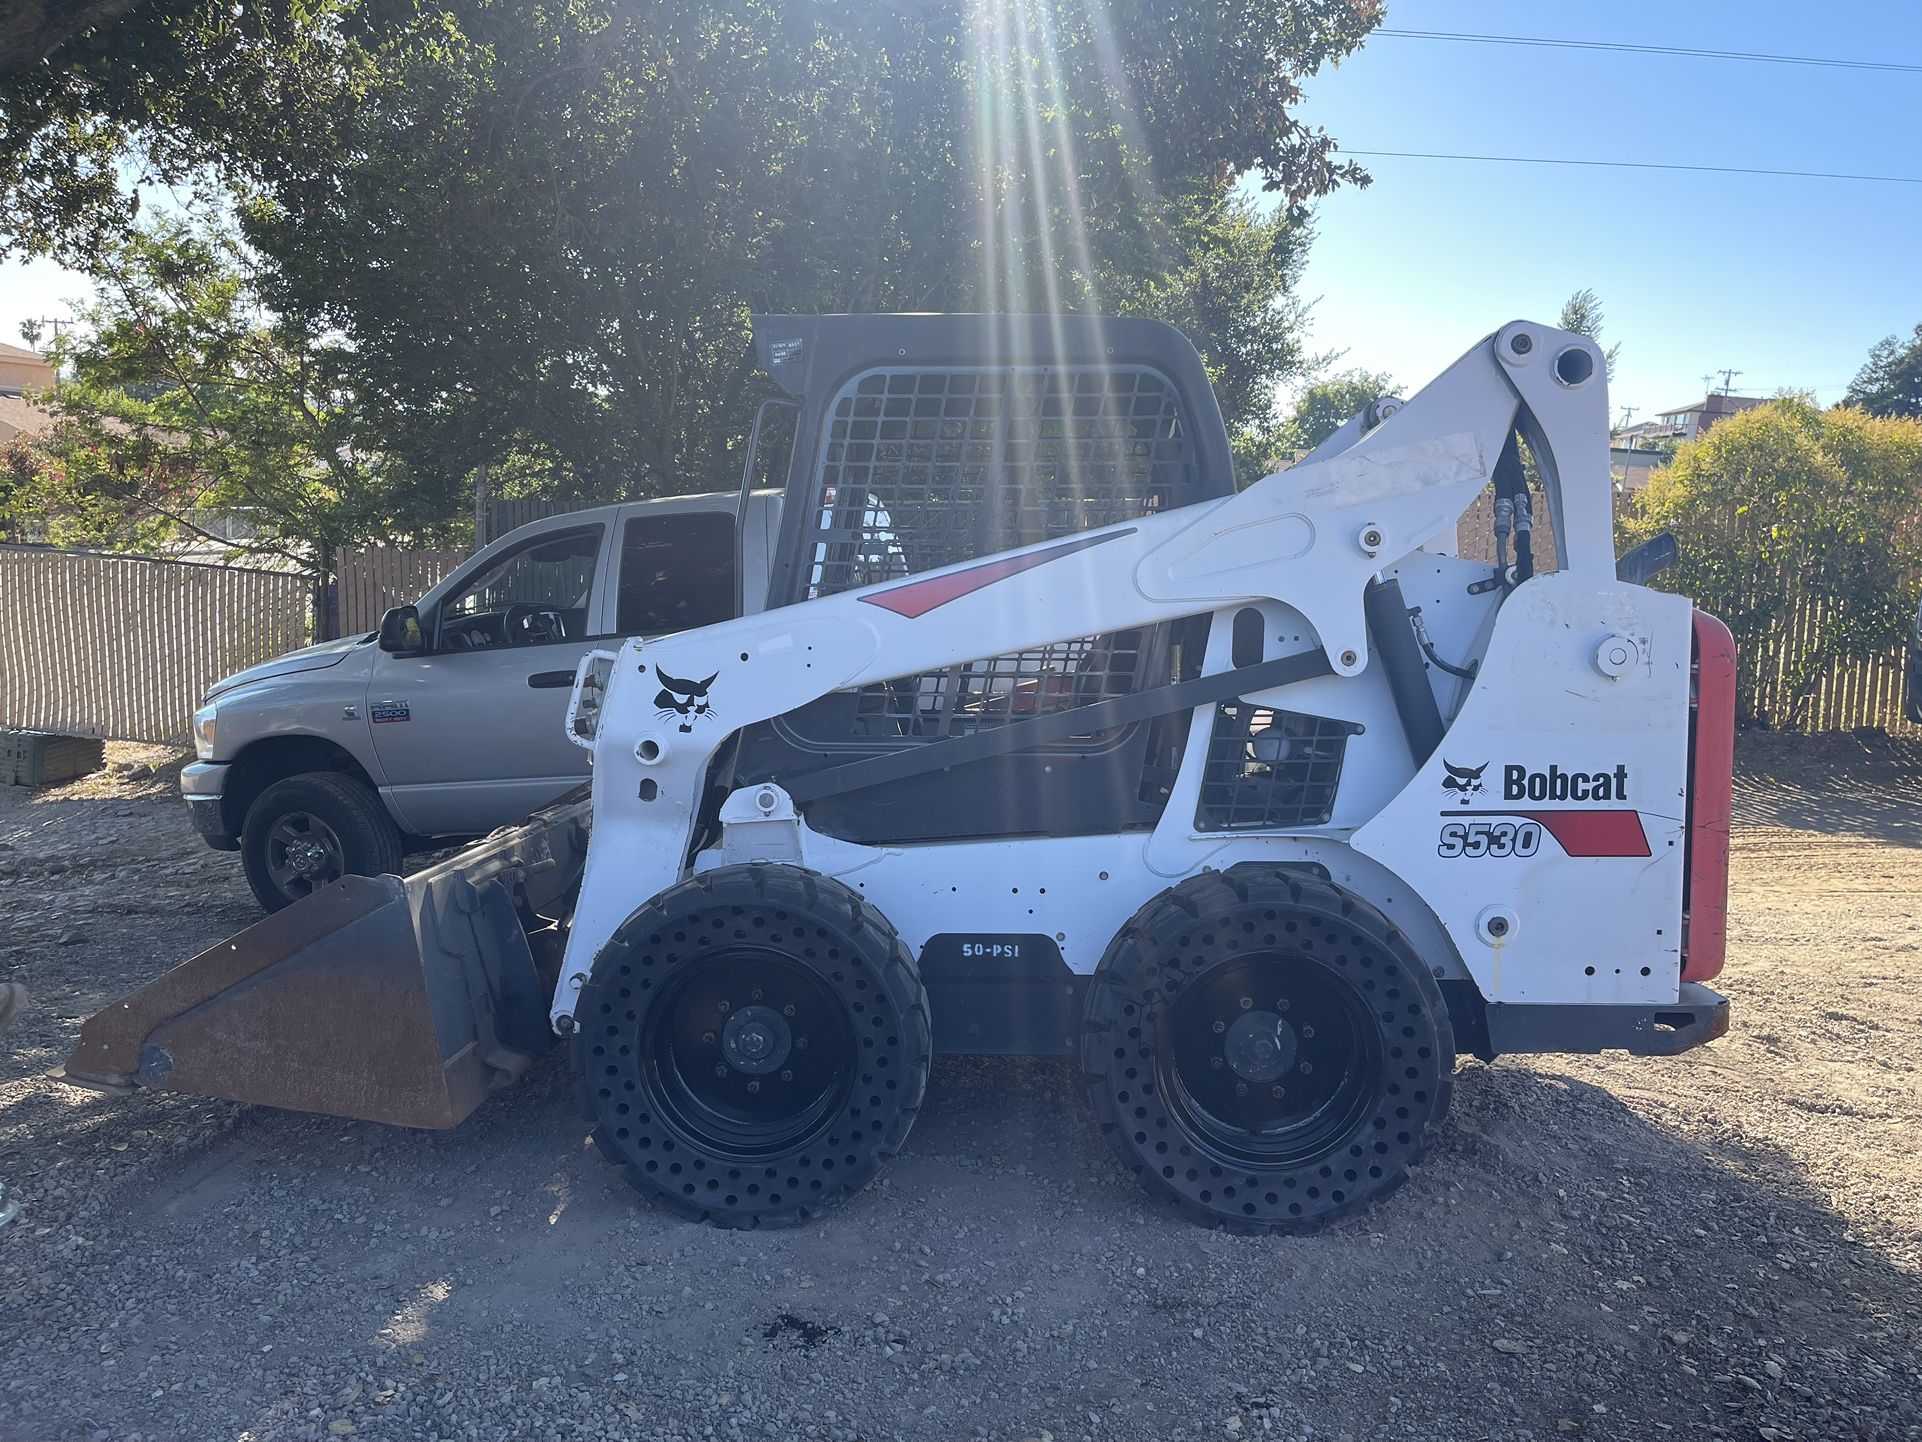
top-left (287, 840), bottom-right (332, 877)
top-left (720, 1003), bottom-right (792, 1075)
top-left (1224, 1009), bottom-right (1297, 1082)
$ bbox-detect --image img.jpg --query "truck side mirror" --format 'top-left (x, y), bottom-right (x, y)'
top-left (378, 605), bottom-right (426, 654)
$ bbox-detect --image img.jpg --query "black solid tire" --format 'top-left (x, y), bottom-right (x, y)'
top-left (573, 863), bottom-right (931, 1228)
top-left (1081, 864), bottom-right (1455, 1232)
top-left (239, 771), bottom-right (405, 913)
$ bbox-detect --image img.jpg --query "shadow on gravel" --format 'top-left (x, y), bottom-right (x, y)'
top-left (4, 1044), bottom-right (1919, 1442)
top-left (1734, 729), bottom-right (1922, 846)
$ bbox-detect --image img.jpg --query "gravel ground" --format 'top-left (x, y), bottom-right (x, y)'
top-left (1, 737), bottom-right (1920, 1442)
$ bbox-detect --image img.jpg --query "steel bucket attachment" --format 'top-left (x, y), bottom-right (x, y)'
top-left (58, 795), bottom-right (590, 1129)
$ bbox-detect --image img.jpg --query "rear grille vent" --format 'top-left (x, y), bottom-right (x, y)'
top-left (1195, 704), bottom-right (1358, 831)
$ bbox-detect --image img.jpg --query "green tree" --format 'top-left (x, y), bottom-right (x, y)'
top-left (1844, 322), bottom-right (1922, 419)
top-left (5, 0), bottom-right (1382, 502)
top-left (0, 214), bottom-right (465, 570)
top-left (1269, 367), bottom-right (1397, 458)
top-left (1557, 287), bottom-right (1622, 377)
top-left (1624, 398), bottom-right (1922, 728)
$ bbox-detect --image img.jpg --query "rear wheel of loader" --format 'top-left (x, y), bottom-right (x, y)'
top-left (1081, 864), bottom-right (1454, 1232)
top-left (574, 863), bottom-right (931, 1228)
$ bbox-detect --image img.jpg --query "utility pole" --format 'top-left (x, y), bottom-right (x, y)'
top-left (1716, 368), bottom-right (1742, 395)
top-left (19, 315), bottom-right (72, 351)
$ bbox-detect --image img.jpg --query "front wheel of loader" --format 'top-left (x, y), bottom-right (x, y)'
top-left (574, 863), bottom-right (931, 1228)
top-left (1081, 865), bottom-right (1454, 1232)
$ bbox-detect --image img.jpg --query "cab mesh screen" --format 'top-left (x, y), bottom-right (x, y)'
top-left (802, 367), bottom-right (1185, 598)
top-left (794, 366), bottom-right (1188, 749)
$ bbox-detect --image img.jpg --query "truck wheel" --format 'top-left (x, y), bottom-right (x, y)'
top-left (1081, 864), bottom-right (1454, 1231)
top-left (239, 773), bottom-right (404, 913)
top-left (574, 863), bottom-right (931, 1228)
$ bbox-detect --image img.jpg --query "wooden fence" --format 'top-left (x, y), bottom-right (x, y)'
top-left (336, 545), bottom-right (462, 635)
top-left (0, 546), bottom-right (312, 745)
top-left (1453, 489), bottom-right (1561, 569)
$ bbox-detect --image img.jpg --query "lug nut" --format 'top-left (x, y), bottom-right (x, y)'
top-left (702, 1030), bottom-right (716, 1044)
top-left (751, 988), bottom-right (764, 1002)
top-left (717, 999), bottom-right (731, 1014)
top-left (780, 1069), bottom-right (794, 1082)
top-left (1212, 1019), bottom-right (1226, 1034)
top-left (1299, 1061), bottom-right (1313, 1075)
top-left (1277, 998), bottom-right (1290, 1011)
top-left (1238, 996), bottom-right (1253, 1011)
top-left (782, 1004), bottom-right (795, 1017)
top-left (747, 1080), bottom-right (760, 1094)
top-left (795, 1037), bottom-right (809, 1051)
top-left (1234, 1082), bottom-right (1248, 1097)
top-left (1210, 1056), bottom-right (1224, 1070)
top-left (1300, 1025), bottom-right (1315, 1039)
top-left (714, 1063), bottom-right (728, 1077)
top-left (1271, 1085), bottom-right (1285, 1099)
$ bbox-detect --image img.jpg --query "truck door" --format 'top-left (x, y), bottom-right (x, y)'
top-left (368, 520), bottom-right (613, 836)
top-left (370, 506), bottom-right (744, 838)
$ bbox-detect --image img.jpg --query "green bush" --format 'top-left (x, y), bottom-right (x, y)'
top-left (1624, 398), bottom-right (1922, 728)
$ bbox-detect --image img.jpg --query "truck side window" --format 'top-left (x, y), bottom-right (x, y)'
top-left (616, 512), bottom-right (736, 637)
top-left (439, 524), bottom-right (603, 650)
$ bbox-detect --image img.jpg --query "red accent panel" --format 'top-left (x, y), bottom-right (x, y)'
top-left (857, 531), bottom-right (1129, 619)
top-left (1522, 809), bottom-right (1650, 858)
top-left (1684, 610), bottom-right (1736, 982)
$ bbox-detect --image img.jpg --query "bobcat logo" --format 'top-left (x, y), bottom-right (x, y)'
top-left (653, 669), bottom-right (718, 733)
top-left (1441, 759), bottom-right (1487, 804)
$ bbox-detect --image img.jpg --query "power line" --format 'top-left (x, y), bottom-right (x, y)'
top-left (1377, 28), bottom-right (1922, 75)
top-left (1345, 149), bottom-right (1922, 186)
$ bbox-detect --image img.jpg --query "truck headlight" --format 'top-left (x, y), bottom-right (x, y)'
top-left (193, 702), bottom-right (219, 761)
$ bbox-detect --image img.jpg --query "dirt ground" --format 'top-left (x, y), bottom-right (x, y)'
top-left (1, 736), bottom-right (1920, 1442)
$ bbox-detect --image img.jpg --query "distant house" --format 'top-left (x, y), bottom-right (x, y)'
top-left (0, 341), bottom-right (56, 445)
top-left (1651, 392), bottom-right (1765, 444)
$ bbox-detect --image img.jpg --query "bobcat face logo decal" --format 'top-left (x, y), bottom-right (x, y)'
top-left (653, 668), bottom-right (718, 733)
top-left (1441, 759), bottom-right (1488, 804)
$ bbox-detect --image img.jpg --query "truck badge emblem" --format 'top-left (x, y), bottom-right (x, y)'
top-left (654, 670), bottom-right (718, 732)
top-left (1440, 759), bottom-right (1487, 803)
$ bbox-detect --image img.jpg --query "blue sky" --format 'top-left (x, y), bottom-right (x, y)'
top-left (3, 2), bottom-right (1918, 426)
top-left (1278, 0), bottom-right (1922, 419)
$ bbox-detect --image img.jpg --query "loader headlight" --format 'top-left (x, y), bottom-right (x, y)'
top-left (192, 702), bottom-right (219, 761)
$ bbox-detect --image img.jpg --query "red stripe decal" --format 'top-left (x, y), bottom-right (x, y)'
top-left (858, 530), bottom-right (1131, 619)
top-left (1522, 809), bottom-right (1650, 858)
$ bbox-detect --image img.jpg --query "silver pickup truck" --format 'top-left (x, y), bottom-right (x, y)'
top-left (185, 490), bottom-right (780, 910)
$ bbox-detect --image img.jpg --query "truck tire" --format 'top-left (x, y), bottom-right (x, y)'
top-left (1081, 864), bottom-right (1455, 1232)
top-left (574, 863), bottom-right (931, 1228)
top-left (239, 772), bottom-right (405, 913)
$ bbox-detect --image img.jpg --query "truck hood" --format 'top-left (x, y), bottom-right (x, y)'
top-left (205, 634), bottom-right (374, 699)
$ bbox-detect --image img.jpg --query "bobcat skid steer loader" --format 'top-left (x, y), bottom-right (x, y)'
top-left (62, 313), bottom-right (1736, 1232)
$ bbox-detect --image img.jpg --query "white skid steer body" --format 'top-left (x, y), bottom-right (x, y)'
top-left (548, 318), bottom-right (1733, 1230)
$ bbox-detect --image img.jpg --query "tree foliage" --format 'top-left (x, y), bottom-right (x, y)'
top-left (3, 0), bottom-right (1380, 506)
top-left (1624, 398), bottom-right (1922, 728)
top-left (1265, 366), bottom-right (1397, 462)
top-left (1557, 287), bottom-right (1621, 377)
top-left (0, 215), bottom-right (464, 567)
top-left (1844, 322), bottom-right (1922, 420)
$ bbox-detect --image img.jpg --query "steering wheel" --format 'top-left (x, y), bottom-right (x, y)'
top-left (503, 603), bottom-right (564, 645)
